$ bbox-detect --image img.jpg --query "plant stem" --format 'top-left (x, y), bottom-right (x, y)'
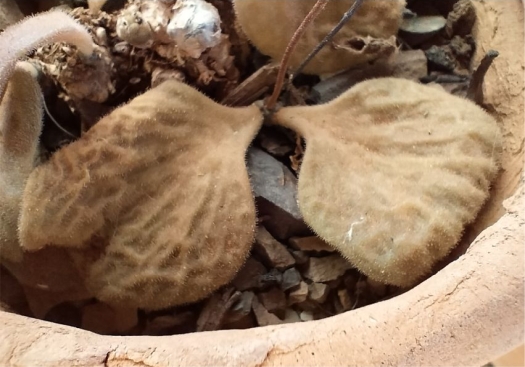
top-left (292, 0), bottom-right (365, 79)
top-left (466, 50), bottom-right (499, 106)
top-left (265, 0), bottom-right (330, 112)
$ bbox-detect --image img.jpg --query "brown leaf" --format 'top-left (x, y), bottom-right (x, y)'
top-left (20, 80), bottom-right (263, 310)
top-left (274, 77), bottom-right (502, 287)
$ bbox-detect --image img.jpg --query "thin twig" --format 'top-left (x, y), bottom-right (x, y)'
top-left (265, 0), bottom-right (330, 112)
top-left (466, 50), bottom-right (499, 106)
top-left (42, 96), bottom-right (78, 139)
top-left (292, 0), bottom-right (366, 80)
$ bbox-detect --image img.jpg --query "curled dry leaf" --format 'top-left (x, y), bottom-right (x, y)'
top-left (274, 77), bottom-right (502, 287)
top-left (0, 11), bottom-right (94, 261)
top-left (0, 63), bottom-right (44, 264)
top-left (233, 0), bottom-right (405, 75)
top-left (0, 65), bottom-right (89, 313)
top-left (20, 80), bottom-right (263, 310)
top-left (0, 11), bottom-right (97, 308)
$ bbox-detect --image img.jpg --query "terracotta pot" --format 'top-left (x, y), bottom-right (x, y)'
top-left (0, 1), bottom-right (523, 365)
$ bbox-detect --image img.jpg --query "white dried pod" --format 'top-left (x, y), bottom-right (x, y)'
top-left (167, 0), bottom-right (222, 58)
top-left (140, 0), bottom-right (171, 38)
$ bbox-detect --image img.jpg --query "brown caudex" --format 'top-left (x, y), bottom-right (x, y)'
top-left (274, 78), bottom-right (502, 287)
top-left (234, 0), bottom-right (405, 75)
top-left (20, 81), bottom-right (263, 310)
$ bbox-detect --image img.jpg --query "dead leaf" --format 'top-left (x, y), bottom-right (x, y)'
top-left (233, 0), bottom-right (405, 75)
top-left (274, 77), bottom-right (502, 287)
top-left (20, 80), bottom-right (263, 310)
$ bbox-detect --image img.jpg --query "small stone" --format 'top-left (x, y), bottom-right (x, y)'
top-left (390, 50), bottom-right (428, 81)
top-left (281, 268), bottom-right (302, 291)
top-left (82, 302), bottom-right (138, 334)
top-left (254, 227), bottom-right (296, 270)
top-left (308, 283), bottom-right (329, 304)
top-left (291, 250), bottom-right (309, 265)
top-left (259, 268), bottom-right (283, 289)
top-left (425, 45), bottom-right (456, 72)
top-left (144, 312), bottom-right (195, 335)
top-left (196, 288), bottom-right (240, 332)
top-left (446, 0), bottom-right (476, 37)
top-left (300, 310), bottom-right (314, 322)
top-left (252, 296), bottom-right (283, 326)
top-left (303, 255), bottom-right (353, 283)
top-left (226, 291), bottom-right (255, 324)
top-left (289, 236), bottom-right (335, 253)
top-left (282, 309), bottom-right (301, 323)
top-left (247, 148), bottom-right (300, 218)
top-left (337, 289), bottom-right (354, 311)
top-left (399, 15), bottom-right (446, 46)
top-left (256, 126), bottom-right (294, 158)
top-left (222, 313), bottom-right (256, 330)
top-left (449, 35), bottom-right (474, 67)
top-left (288, 281), bottom-right (308, 305)
top-left (231, 258), bottom-right (267, 291)
top-left (258, 287), bottom-right (287, 317)
top-left (295, 299), bottom-right (319, 312)
top-left (247, 147), bottom-right (309, 239)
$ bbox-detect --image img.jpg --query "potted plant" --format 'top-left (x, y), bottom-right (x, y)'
top-left (0, 0), bottom-right (522, 365)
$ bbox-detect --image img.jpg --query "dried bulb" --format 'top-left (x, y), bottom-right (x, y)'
top-left (116, 0), bottom-right (222, 58)
top-left (116, 4), bottom-right (155, 48)
top-left (167, 0), bottom-right (222, 58)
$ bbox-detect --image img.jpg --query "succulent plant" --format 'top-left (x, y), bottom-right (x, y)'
top-left (274, 78), bottom-right (502, 286)
top-left (233, 0), bottom-right (406, 75)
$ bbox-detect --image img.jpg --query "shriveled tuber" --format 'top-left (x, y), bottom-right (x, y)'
top-left (274, 77), bottom-right (502, 287)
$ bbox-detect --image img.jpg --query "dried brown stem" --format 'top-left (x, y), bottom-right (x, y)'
top-left (292, 0), bottom-right (365, 79)
top-left (265, 0), bottom-right (330, 112)
top-left (467, 50), bottom-right (499, 105)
